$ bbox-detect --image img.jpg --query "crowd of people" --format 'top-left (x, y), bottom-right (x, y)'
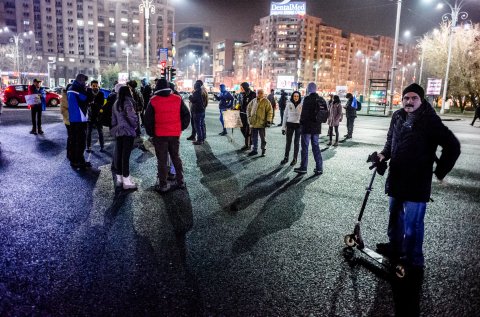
top-left (20, 73), bottom-right (464, 276)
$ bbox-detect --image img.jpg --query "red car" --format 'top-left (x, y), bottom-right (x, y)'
top-left (1, 85), bottom-right (62, 107)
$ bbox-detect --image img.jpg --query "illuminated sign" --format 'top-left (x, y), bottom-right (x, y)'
top-left (276, 75), bottom-right (295, 89)
top-left (270, 0), bottom-right (306, 16)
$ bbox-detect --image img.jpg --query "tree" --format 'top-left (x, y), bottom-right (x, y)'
top-left (419, 22), bottom-right (480, 111)
top-left (100, 63), bottom-right (121, 89)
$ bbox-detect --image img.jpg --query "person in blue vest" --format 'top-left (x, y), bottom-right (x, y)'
top-left (214, 84), bottom-right (234, 136)
top-left (67, 73), bottom-right (90, 169)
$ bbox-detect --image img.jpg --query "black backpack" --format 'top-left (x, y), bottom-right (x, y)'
top-left (316, 96), bottom-right (329, 123)
top-left (101, 92), bottom-right (116, 127)
top-left (356, 99), bottom-right (362, 111)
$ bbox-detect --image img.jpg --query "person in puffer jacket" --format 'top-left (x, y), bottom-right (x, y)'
top-left (110, 86), bottom-right (138, 190)
top-left (375, 83), bottom-right (461, 275)
top-left (281, 91), bottom-right (302, 166)
top-left (144, 79), bottom-right (190, 193)
top-left (67, 73), bottom-right (90, 169)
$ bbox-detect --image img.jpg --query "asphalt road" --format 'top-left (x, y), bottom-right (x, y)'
top-left (0, 104), bottom-right (479, 316)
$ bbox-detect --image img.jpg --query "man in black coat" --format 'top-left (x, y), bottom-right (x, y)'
top-left (188, 80), bottom-right (206, 145)
top-left (277, 89), bottom-right (287, 126)
top-left (86, 80), bottom-right (105, 152)
top-left (294, 82), bottom-right (325, 175)
top-left (376, 83), bottom-right (461, 274)
top-left (344, 93), bottom-right (356, 138)
top-left (239, 82), bottom-right (256, 150)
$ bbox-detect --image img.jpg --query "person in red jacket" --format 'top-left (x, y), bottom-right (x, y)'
top-left (144, 79), bottom-right (191, 193)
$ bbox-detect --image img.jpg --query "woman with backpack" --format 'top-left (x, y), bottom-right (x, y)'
top-left (327, 95), bottom-right (343, 146)
top-left (110, 86), bottom-right (138, 190)
top-left (281, 91), bottom-right (302, 166)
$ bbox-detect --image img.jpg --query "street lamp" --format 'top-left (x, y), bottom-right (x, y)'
top-left (388, 0), bottom-right (402, 115)
top-left (356, 50), bottom-right (380, 100)
top-left (47, 61), bottom-right (56, 88)
top-left (139, 0), bottom-right (155, 79)
top-left (114, 41), bottom-right (141, 79)
top-left (434, 0), bottom-right (469, 114)
top-left (7, 30), bottom-right (33, 82)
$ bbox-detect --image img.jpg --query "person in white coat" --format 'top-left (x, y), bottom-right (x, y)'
top-left (281, 91), bottom-right (303, 166)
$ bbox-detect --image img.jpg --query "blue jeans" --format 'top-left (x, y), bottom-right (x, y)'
top-left (219, 109), bottom-right (226, 131)
top-left (193, 112), bottom-right (206, 142)
top-left (300, 134), bottom-right (322, 171)
top-left (388, 197), bottom-right (427, 267)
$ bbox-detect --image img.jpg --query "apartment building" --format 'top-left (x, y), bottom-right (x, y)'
top-left (176, 26), bottom-right (212, 81)
top-left (212, 39), bottom-right (247, 88)
top-left (234, 13), bottom-right (417, 95)
top-left (0, 0), bottom-right (174, 86)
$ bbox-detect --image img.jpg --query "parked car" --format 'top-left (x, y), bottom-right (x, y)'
top-left (1, 85), bottom-right (62, 107)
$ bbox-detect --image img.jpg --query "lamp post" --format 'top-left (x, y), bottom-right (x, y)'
top-left (47, 61), bottom-right (56, 88)
top-left (388, 0), bottom-right (402, 115)
top-left (139, 0), bottom-right (155, 80)
top-left (357, 50), bottom-right (380, 100)
top-left (437, 0), bottom-right (468, 114)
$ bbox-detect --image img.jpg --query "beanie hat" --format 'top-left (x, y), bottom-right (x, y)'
top-left (306, 82), bottom-right (317, 94)
top-left (155, 78), bottom-right (170, 91)
top-left (75, 73), bottom-right (88, 85)
top-left (195, 80), bottom-right (203, 86)
top-left (402, 83), bottom-right (425, 101)
top-left (240, 82), bottom-right (250, 91)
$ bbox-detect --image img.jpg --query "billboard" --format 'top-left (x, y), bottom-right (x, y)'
top-left (426, 78), bottom-right (442, 95)
top-left (276, 75), bottom-right (295, 89)
top-left (270, 0), bottom-right (306, 16)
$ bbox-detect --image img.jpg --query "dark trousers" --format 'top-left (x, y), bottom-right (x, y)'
top-left (193, 112), bottom-right (206, 142)
top-left (153, 136), bottom-right (184, 186)
top-left (189, 113), bottom-right (196, 137)
top-left (31, 104), bottom-right (42, 131)
top-left (219, 109), bottom-right (226, 131)
top-left (472, 111), bottom-right (479, 125)
top-left (284, 123), bottom-right (301, 160)
top-left (346, 116), bottom-right (355, 136)
top-left (87, 120), bottom-right (104, 149)
top-left (279, 107), bottom-right (285, 125)
top-left (65, 124), bottom-right (73, 161)
top-left (251, 128), bottom-right (266, 151)
top-left (114, 136), bottom-right (135, 177)
top-left (240, 112), bottom-right (250, 147)
top-left (70, 122), bottom-right (88, 165)
top-left (328, 125), bottom-right (339, 143)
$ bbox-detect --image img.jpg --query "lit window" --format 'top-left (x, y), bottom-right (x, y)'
top-left (69, 58), bottom-right (75, 62)
top-left (121, 18), bottom-right (128, 22)
top-left (109, 18), bottom-right (114, 23)
top-left (110, 32), bottom-right (114, 36)
top-left (88, 21), bottom-right (94, 25)
top-left (77, 20), bottom-right (84, 26)
top-left (132, 19), bottom-right (139, 24)
top-left (121, 32), bottom-right (128, 37)
top-left (98, 22), bottom-right (104, 27)
top-left (58, 57), bottom-right (65, 61)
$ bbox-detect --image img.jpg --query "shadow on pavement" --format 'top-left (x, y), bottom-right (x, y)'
top-left (229, 165), bottom-right (289, 213)
top-left (35, 137), bottom-right (64, 157)
top-left (0, 145), bottom-right (9, 171)
top-left (232, 174), bottom-right (318, 254)
top-left (194, 142), bottom-right (242, 212)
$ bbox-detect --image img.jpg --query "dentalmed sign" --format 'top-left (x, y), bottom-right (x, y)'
top-left (270, 0), bottom-right (306, 16)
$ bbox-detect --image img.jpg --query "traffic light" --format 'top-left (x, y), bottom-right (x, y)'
top-left (170, 68), bottom-right (176, 81)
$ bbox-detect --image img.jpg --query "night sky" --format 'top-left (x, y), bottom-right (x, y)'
top-left (175, 0), bottom-right (480, 42)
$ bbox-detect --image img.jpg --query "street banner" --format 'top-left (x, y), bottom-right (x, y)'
top-left (118, 72), bottom-right (128, 84)
top-left (223, 110), bottom-right (243, 129)
top-left (426, 78), bottom-right (442, 95)
top-left (158, 48), bottom-right (168, 63)
top-left (25, 94), bottom-right (41, 105)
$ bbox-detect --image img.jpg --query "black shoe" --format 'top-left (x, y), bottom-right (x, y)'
top-left (240, 145), bottom-right (249, 151)
top-left (167, 173), bottom-right (176, 181)
top-left (219, 131), bottom-right (227, 136)
top-left (280, 158), bottom-right (289, 165)
top-left (376, 242), bottom-right (396, 258)
top-left (293, 167), bottom-right (307, 174)
top-left (83, 162), bottom-right (92, 168)
top-left (345, 135), bottom-right (352, 139)
top-left (248, 150), bottom-right (258, 156)
top-left (186, 135), bottom-right (195, 141)
top-left (38, 129), bottom-right (44, 135)
top-left (327, 142), bottom-right (332, 146)
top-left (290, 159), bottom-right (297, 166)
top-left (344, 134), bottom-right (349, 137)
top-left (30, 130), bottom-right (37, 135)
top-left (313, 168), bottom-right (323, 176)
top-left (177, 181), bottom-right (187, 190)
top-left (86, 147), bottom-right (92, 153)
top-left (277, 123), bottom-right (282, 126)
top-left (261, 149), bottom-right (266, 157)
top-left (192, 141), bottom-right (204, 145)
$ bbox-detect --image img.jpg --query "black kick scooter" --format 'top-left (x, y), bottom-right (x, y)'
top-left (343, 152), bottom-right (406, 279)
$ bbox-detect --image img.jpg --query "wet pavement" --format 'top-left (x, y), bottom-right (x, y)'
top-left (0, 105), bottom-right (479, 316)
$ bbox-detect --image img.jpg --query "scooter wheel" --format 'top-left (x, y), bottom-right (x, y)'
top-left (344, 234), bottom-right (356, 247)
top-left (395, 264), bottom-right (406, 279)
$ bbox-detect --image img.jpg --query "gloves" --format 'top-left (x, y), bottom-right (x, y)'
top-left (266, 121), bottom-right (271, 128)
top-left (282, 130), bottom-right (286, 135)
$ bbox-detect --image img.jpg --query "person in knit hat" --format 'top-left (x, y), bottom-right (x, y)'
top-left (294, 82), bottom-right (326, 176)
top-left (374, 82), bottom-right (461, 276)
top-left (239, 82), bottom-right (256, 150)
